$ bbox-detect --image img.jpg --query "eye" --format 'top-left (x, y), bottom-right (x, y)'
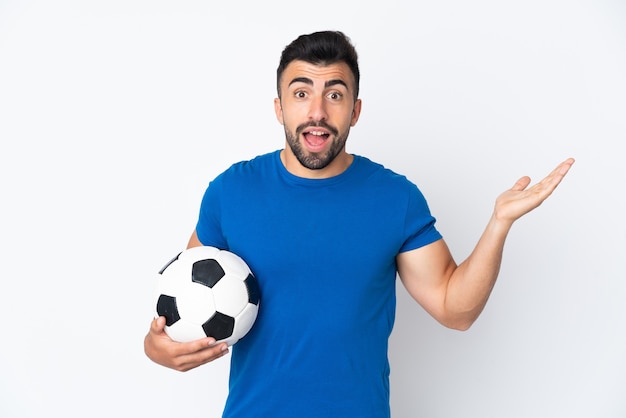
top-left (294, 90), bottom-right (307, 99)
top-left (327, 91), bottom-right (343, 101)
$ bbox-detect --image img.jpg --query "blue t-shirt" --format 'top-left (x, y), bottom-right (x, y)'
top-left (195, 150), bottom-right (442, 418)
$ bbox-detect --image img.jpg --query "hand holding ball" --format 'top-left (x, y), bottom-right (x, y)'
top-left (153, 246), bottom-right (260, 346)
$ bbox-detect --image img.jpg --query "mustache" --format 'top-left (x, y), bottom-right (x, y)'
top-left (295, 121), bottom-right (339, 137)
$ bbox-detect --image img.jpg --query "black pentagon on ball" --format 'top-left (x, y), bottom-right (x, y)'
top-left (244, 274), bottom-right (260, 305)
top-left (202, 312), bottom-right (235, 340)
top-left (192, 258), bottom-right (225, 288)
top-left (156, 294), bottom-right (180, 327)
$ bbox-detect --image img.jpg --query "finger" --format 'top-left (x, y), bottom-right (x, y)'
top-left (171, 336), bottom-right (220, 358)
top-left (513, 158), bottom-right (574, 194)
top-left (537, 157), bottom-right (576, 191)
top-left (545, 158), bottom-right (575, 182)
top-left (150, 316), bottom-right (167, 334)
top-left (557, 157), bottom-right (575, 175)
top-left (511, 176), bottom-right (531, 192)
top-left (176, 341), bottom-right (230, 371)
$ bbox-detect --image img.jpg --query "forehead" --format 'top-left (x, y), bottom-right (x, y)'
top-left (281, 60), bottom-right (355, 90)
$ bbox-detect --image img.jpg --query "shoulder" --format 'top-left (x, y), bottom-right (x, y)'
top-left (216, 150), bottom-right (279, 181)
top-left (352, 155), bottom-right (434, 214)
top-left (228, 150), bottom-right (278, 172)
top-left (352, 155), bottom-right (417, 190)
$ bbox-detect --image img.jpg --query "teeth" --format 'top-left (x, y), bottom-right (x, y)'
top-left (308, 131), bottom-right (326, 136)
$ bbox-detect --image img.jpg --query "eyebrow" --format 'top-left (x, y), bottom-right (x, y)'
top-left (288, 77), bottom-right (349, 89)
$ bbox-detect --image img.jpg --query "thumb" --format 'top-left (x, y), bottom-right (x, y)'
top-left (151, 316), bottom-right (167, 334)
top-left (511, 176), bottom-right (531, 192)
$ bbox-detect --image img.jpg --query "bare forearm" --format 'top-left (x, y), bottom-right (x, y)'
top-left (398, 158), bottom-right (574, 330)
top-left (444, 158), bottom-right (575, 328)
top-left (444, 216), bottom-right (513, 329)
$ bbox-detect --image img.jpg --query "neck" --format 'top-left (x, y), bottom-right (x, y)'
top-left (280, 147), bottom-right (353, 179)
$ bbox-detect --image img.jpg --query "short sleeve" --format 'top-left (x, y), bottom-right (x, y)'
top-left (195, 175), bottom-right (228, 249)
top-left (399, 183), bottom-right (442, 253)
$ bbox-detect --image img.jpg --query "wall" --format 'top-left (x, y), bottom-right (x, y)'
top-left (1, 1), bottom-right (624, 417)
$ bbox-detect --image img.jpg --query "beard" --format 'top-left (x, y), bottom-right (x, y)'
top-left (284, 121), bottom-right (348, 170)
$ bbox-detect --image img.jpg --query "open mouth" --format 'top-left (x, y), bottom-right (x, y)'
top-left (303, 129), bottom-right (330, 150)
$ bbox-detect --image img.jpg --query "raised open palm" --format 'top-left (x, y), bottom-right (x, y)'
top-left (494, 158), bottom-right (575, 223)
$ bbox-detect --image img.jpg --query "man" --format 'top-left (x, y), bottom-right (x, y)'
top-left (145, 31), bottom-right (574, 417)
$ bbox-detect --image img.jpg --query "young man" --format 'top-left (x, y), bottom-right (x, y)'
top-left (145, 31), bottom-right (574, 417)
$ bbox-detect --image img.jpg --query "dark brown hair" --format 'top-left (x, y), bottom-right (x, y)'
top-left (276, 31), bottom-right (360, 100)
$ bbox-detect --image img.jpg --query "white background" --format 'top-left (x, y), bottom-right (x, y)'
top-left (1, 1), bottom-right (625, 417)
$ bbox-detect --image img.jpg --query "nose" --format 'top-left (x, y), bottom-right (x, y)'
top-left (307, 94), bottom-right (328, 122)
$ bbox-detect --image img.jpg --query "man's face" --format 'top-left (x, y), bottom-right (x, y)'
top-left (275, 60), bottom-right (362, 178)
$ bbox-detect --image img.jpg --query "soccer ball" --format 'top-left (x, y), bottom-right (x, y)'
top-left (153, 246), bottom-right (260, 346)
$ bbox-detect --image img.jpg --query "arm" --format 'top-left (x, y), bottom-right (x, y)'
top-left (397, 158), bottom-right (575, 330)
top-left (143, 230), bottom-right (229, 371)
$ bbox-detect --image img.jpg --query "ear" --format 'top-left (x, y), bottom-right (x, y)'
top-left (350, 98), bottom-right (362, 127)
top-left (274, 98), bottom-right (284, 125)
